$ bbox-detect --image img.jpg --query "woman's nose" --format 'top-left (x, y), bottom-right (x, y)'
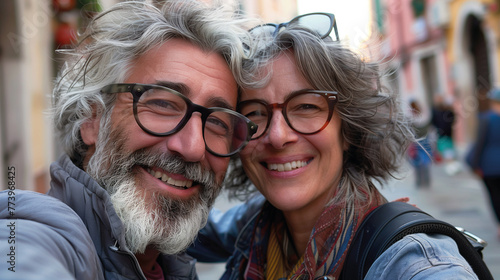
top-left (263, 110), bottom-right (298, 149)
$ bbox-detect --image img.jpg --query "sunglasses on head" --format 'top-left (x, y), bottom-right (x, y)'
top-left (250, 12), bottom-right (339, 41)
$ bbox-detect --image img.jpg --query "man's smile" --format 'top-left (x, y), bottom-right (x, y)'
top-left (146, 167), bottom-right (194, 190)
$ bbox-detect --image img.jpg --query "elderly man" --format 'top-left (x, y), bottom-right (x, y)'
top-left (0, 1), bottom-right (256, 279)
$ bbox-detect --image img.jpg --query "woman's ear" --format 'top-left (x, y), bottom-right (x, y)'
top-left (343, 140), bottom-right (349, 151)
top-left (340, 122), bottom-right (349, 151)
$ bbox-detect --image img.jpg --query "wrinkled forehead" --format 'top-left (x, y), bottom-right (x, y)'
top-left (126, 38), bottom-right (238, 108)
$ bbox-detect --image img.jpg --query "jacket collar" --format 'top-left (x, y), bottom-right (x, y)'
top-left (48, 154), bottom-right (127, 247)
top-left (234, 195), bottom-right (268, 259)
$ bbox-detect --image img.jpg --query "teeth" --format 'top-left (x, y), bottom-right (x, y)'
top-left (268, 160), bottom-right (307, 172)
top-left (148, 168), bottom-right (193, 189)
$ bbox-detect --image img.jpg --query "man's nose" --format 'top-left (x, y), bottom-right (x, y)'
top-left (165, 114), bottom-right (206, 162)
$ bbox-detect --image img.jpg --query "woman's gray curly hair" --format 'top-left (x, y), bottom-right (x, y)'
top-left (224, 25), bottom-right (415, 205)
top-left (51, 0), bottom-right (252, 164)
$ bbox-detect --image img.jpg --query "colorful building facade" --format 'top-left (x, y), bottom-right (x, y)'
top-left (0, 0), bottom-right (114, 192)
top-left (372, 0), bottom-right (500, 151)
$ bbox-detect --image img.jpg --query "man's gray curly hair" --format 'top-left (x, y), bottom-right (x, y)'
top-left (225, 25), bottom-right (415, 205)
top-left (51, 0), bottom-right (251, 164)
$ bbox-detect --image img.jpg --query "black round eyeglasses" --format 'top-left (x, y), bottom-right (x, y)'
top-left (101, 83), bottom-right (258, 157)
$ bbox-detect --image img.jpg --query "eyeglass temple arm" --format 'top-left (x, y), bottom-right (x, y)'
top-left (333, 18), bottom-right (340, 41)
top-left (101, 83), bottom-right (137, 94)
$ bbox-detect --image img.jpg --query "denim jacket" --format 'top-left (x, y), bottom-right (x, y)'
top-left (189, 194), bottom-right (478, 279)
top-left (188, 195), bottom-right (265, 279)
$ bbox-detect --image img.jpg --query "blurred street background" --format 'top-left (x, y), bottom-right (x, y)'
top-left (197, 161), bottom-right (500, 279)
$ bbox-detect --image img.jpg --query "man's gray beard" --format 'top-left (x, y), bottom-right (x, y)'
top-left (86, 123), bottom-right (222, 255)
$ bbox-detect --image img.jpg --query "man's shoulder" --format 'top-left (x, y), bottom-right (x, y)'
top-left (0, 190), bottom-right (104, 279)
top-left (0, 189), bottom-right (89, 241)
top-left (0, 189), bottom-right (76, 217)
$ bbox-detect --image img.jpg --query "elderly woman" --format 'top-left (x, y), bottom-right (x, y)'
top-left (189, 13), bottom-right (479, 279)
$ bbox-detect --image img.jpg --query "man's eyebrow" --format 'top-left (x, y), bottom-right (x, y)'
top-left (155, 81), bottom-right (190, 96)
top-left (154, 80), bottom-right (235, 110)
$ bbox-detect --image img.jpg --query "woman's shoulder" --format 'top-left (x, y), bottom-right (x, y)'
top-left (365, 233), bottom-right (478, 280)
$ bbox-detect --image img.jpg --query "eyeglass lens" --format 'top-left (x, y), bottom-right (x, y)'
top-left (239, 92), bottom-right (332, 139)
top-left (250, 13), bottom-right (335, 40)
top-left (135, 87), bottom-right (250, 156)
top-left (293, 14), bottom-right (333, 39)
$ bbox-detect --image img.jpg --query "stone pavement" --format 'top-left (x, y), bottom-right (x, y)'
top-left (196, 161), bottom-right (500, 279)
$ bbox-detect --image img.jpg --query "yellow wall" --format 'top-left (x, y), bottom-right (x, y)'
top-left (446, 0), bottom-right (499, 80)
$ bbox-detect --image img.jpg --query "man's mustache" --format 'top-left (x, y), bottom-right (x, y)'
top-left (129, 149), bottom-right (218, 189)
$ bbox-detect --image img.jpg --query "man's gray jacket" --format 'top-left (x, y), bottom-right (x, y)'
top-left (0, 155), bottom-right (198, 279)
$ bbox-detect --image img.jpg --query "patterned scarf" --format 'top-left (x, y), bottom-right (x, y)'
top-left (244, 189), bottom-right (385, 280)
top-left (265, 212), bottom-right (303, 279)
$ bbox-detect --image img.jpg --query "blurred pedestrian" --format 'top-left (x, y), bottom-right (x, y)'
top-left (466, 88), bottom-right (500, 240)
top-left (431, 95), bottom-right (462, 175)
top-left (409, 100), bottom-right (432, 188)
top-left (431, 95), bottom-right (455, 159)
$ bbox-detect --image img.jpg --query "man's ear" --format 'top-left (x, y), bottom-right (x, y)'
top-left (80, 115), bottom-right (100, 146)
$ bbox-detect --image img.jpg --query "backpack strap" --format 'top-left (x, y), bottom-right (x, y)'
top-left (340, 201), bottom-right (493, 280)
